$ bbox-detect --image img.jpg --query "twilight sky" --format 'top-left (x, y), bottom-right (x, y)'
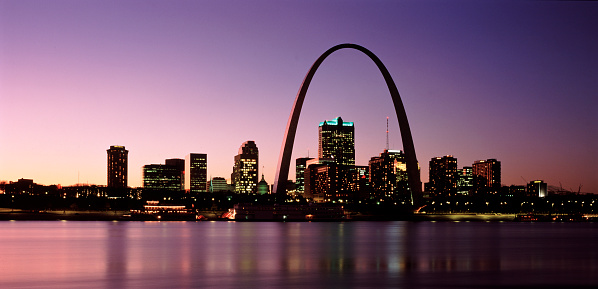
top-left (1, 0), bottom-right (597, 193)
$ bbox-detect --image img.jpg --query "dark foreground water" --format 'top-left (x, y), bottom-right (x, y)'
top-left (0, 221), bottom-right (596, 288)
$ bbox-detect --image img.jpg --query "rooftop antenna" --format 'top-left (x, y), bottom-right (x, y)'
top-left (386, 116), bottom-right (389, 151)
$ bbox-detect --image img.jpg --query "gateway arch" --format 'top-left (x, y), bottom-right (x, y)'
top-left (273, 43), bottom-right (422, 206)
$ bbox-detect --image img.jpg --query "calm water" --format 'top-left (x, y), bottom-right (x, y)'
top-left (0, 221), bottom-right (596, 288)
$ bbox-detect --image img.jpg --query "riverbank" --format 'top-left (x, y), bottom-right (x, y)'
top-left (0, 208), bottom-right (227, 221)
top-left (0, 208), bottom-right (515, 222)
top-left (1, 208), bottom-right (593, 222)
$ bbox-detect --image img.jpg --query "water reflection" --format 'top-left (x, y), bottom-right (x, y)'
top-left (0, 221), bottom-right (596, 288)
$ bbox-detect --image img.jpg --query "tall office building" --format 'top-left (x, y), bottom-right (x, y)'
top-left (295, 157), bottom-right (314, 195)
top-left (318, 117), bottom-right (355, 166)
top-left (165, 158), bottom-right (185, 191)
top-left (369, 149), bottom-right (408, 198)
top-left (231, 141), bottom-right (259, 194)
top-left (304, 161), bottom-right (341, 202)
top-left (472, 159), bottom-right (501, 192)
top-left (107, 145), bottom-right (128, 188)
top-left (185, 153), bottom-right (207, 192)
top-left (347, 165), bottom-right (369, 196)
top-left (428, 155), bottom-right (458, 196)
top-left (457, 166), bottom-right (473, 195)
top-left (142, 164), bottom-right (182, 191)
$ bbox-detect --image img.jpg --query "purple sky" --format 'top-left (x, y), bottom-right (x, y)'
top-left (1, 0), bottom-right (597, 193)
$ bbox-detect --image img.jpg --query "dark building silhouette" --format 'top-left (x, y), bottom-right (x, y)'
top-left (318, 117), bottom-right (355, 166)
top-left (107, 145), bottom-right (128, 188)
top-left (428, 155), bottom-right (458, 196)
top-left (369, 149), bottom-right (409, 198)
top-left (143, 164), bottom-right (181, 191)
top-left (231, 141), bottom-right (259, 194)
top-left (473, 159), bottom-right (501, 193)
top-left (185, 153), bottom-right (207, 193)
top-left (505, 185), bottom-right (525, 197)
top-left (165, 158), bottom-right (185, 191)
top-left (295, 157), bottom-right (314, 195)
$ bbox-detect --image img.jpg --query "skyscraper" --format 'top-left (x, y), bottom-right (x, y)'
top-left (369, 149), bottom-right (408, 198)
top-left (428, 155), bottom-right (458, 196)
top-left (107, 145), bottom-right (128, 188)
top-left (185, 153), bottom-right (207, 193)
top-left (457, 166), bottom-right (473, 195)
top-left (165, 158), bottom-right (185, 191)
top-left (231, 141), bottom-right (259, 194)
top-left (318, 117), bottom-right (355, 166)
top-left (304, 161), bottom-right (340, 202)
top-left (295, 157), bottom-right (314, 195)
top-left (472, 159), bottom-right (501, 193)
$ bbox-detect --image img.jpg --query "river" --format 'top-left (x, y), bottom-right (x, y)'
top-left (0, 221), bottom-right (596, 288)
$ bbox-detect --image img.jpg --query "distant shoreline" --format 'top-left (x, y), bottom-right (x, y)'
top-left (2, 208), bottom-right (595, 222)
top-left (0, 208), bottom-right (516, 222)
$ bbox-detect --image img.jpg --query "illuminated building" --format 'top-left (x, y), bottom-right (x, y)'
top-left (229, 203), bottom-right (347, 220)
top-left (257, 174), bottom-right (269, 195)
top-left (208, 177), bottom-right (229, 192)
top-left (350, 165), bottom-right (370, 194)
top-left (369, 149), bottom-right (409, 198)
top-left (527, 180), bottom-right (547, 198)
top-left (165, 158), bottom-right (185, 191)
top-left (231, 141), bottom-right (259, 194)
top-left (295, 157), bottom-right (314, 195)
top-left (506, 185), bottom-right (526, 197)
top-left (472, 159), bottom-right (501, 193)
top-left (185, 153), bottom-right (207, 192)
top-left (428, 155), bottom-right (458, 196)
top-left (107, 145), bottom-right (128, 188)
top-left (143, 164), bottom-right (182, 191)
top-left (304, 161), bottom-right (339, 202)
top-left (457, 166), bottom-right (473, 195)
top-left (318, 117), bottom-right (355, 166)
top-left (303, 159), bottom-right (354, 202)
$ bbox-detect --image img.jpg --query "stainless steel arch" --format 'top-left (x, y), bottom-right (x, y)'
top-left (273, 43), bottom-right (422, 206)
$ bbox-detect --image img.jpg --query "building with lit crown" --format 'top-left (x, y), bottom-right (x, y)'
top-left (527, 180), bottom-right (547, 198)
top-left (185, 153), bottom-right (207, 192)
top-left (231, 141), bottom-right (259, 194)
top-left (319, 117), bottom-right (355, 166)
top-left (107, 145), bottom-right (128, 188)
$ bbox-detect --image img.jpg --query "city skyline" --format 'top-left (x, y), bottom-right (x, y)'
top-left (1, 1), bottom-right (596, 193)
